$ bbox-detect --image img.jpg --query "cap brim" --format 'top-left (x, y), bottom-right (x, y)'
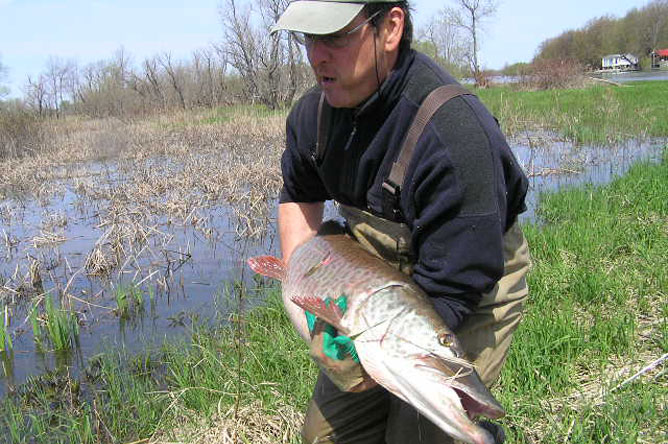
top-left (271, 1), bottom-right (365, 35)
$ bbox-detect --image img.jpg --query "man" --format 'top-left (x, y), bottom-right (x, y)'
top-left (272, 1), bottom-right (530, 443)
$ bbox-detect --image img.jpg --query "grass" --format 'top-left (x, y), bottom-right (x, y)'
top-left (113, 283), bottom-right (145, 319)
top-left (0, 287), bottom-right (314, 443)
top-left (198, 103), bottom-right (289, 125)
top-left (41, 295), bottom-right (80, 352)
top-left (497, 152), bottom-right (667, 442)
top-left (0, 152), bottom-right (665, 442)
top-left (475, 81), bottom-right (668, 145)
top-left (0, 91), bottom-right (666, 442)
top-left (0, 305), bottom-right (12, 352)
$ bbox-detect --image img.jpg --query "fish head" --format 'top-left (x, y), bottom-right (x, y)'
top-left (357, 323), bottom-right (505, 444)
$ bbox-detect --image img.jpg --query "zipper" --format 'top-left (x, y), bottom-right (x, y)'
top-left (345, 118), bottom-right (359, 194)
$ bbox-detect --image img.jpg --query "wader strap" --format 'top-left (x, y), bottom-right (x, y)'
top-left (382, 84), bottom-right (475, 219)
top-left (315, 92), bottom-right (329, 164)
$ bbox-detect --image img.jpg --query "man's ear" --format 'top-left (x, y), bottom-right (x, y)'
top-left (382, 7), bottom-right (405, 52)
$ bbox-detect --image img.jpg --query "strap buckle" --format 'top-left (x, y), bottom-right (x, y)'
top-left (382, 180), bottom-right (402, 220)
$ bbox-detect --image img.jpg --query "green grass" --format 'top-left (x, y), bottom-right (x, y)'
top-left (113, 283), bottom-right (145, 319)
top-left (497, 153), bottom-right (667, 442)
top-left (475, 81), bottom-right (668, 145)
top-left (0, 306), bottom-right (12, 352)
top-left (0, 154), bottom-right (666, 442)
top-left (0, 288), bottom-right (315, 443)
top-left (42, 296), bottom-right (80, 352)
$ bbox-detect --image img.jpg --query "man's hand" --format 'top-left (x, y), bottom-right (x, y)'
top-left (306, 311), bottom-right (377, 393)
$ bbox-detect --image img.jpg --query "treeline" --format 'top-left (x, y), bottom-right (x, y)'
top-left (535, 0), bottom-right (668, 69)
top-left (2, 0), bottom-right (313, 120)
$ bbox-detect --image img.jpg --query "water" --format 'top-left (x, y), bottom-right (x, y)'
top-left (589, 70), bottom-right (668, 83)
top-left (511, 137), bottom-right (666, 222)
top-left (0, 183), bottom-right (280, 394)
top-left (463, 70), bottom-right (668, 85)
top-left (0, 137), bottom-right (665, 394)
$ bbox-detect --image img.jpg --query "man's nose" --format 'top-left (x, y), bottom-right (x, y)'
top-left (307, 40), bottom-right (330, 67)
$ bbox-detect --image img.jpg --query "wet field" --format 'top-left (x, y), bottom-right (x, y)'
top-left (0, 120), bottom-right (665, 396)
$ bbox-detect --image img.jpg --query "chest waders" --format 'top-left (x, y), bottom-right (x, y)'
top-left (302, 85), bottom-right (531, 444)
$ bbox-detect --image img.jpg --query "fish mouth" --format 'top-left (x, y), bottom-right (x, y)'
top-left (452, 386), bottom-right (504, 420)
top-left (416, 354), bottom-right (505, 420)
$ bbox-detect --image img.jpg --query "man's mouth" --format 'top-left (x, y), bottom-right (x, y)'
top-left (320, 75), bottom-right (335, 84)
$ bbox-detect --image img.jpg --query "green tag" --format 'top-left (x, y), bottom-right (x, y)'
top-left (304, 296), bottom-right (359, 363)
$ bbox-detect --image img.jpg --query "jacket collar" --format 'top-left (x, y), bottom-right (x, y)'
top-left (352, 48), bottom-right (415, 121)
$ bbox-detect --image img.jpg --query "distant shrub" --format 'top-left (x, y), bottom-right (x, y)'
top-left (518, 58), bottom-right (586, 90)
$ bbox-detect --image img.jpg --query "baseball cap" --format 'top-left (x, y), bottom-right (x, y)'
top-left (271, 0), bottom-right (397, 35)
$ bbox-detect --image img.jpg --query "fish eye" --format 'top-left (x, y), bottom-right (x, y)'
top-left (438, 333), bottom-right (454, 347)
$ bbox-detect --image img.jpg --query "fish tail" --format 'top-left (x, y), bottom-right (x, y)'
top-left (247, 256), bottom-right (286, 281)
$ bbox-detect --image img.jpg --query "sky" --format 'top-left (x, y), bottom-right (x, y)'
top-left (0, 0), bottom-right (654, 98)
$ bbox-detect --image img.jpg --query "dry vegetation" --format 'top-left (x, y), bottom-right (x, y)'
top-left (0, 108), bottom-right (285, 236)
top-left (157, 402), bottom-right (304, 444)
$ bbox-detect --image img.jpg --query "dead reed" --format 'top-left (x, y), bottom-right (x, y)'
top-left (157, 401), bottom-right (304, 444)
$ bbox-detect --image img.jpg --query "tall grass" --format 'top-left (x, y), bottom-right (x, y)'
top-left (42, 295), bottom-right (80, 351)
top-left (497, 153), bottom-right (667, 442)
top-left (0, 288), bottom-right (313, 443)
top-left (0, 109), bottom-right (45, 159)
top-left (113, 283), bottom-right (145, 319)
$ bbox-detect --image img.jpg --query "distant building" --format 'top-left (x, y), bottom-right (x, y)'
top-left (601, 54), bottom-right (639, 71)
top-left (651, 49), bottom-right (668, 69)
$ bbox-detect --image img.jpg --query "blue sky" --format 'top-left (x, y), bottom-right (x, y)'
top-left (0, 0), bottom-right (653, 97)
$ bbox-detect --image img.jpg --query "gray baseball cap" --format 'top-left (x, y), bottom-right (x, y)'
top-left (271, 0), bottom-right (395, 35)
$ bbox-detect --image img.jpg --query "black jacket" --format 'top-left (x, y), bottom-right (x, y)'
top-left (279, 50), bottom-right (528, 329)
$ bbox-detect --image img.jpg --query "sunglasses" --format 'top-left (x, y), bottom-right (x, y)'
top-left (292, 10), bottom-right (382, 49)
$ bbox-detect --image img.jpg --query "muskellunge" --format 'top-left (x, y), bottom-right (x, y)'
top-left (248, 221), bottom-right (505, 444)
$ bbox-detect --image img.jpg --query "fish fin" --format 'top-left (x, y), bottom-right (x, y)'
top-left (247, 256), bottom-right (286, 281)
top-left (292, 296), bottom-right (346, 332)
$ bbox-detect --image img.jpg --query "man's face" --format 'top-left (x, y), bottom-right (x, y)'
top-left (306, 13), bottom-right (384, 108)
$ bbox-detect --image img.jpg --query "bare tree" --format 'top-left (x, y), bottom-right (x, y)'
top-left (418, 13), bottom-right (469, 73)
top-left (24, 75), bottom-right (48, 116)
top-left (219, 0), bottom-right (307, 108)
top-left (447, 0), bottom-right (498, 83)
top-left (140, 56), bottom-right (167, 110)
top-left (44, 57), bottom-right (77, 117)
top-left (159, 53), bottom-right (188, 110)
top-left (191, 47), bottom-right (228, 107)
top-left (221, 0), bottom-right (261, 102)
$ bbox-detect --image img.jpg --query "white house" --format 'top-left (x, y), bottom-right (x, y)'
top-left (601, 54), bottom-right (639, 71)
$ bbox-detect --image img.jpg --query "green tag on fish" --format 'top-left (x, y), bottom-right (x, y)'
top-left (304, 296), bottom-right (359, 363)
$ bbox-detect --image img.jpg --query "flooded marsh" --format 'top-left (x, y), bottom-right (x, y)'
top-left (0, 110), bottom-right (287, 394)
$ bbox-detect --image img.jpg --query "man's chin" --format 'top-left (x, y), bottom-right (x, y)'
top-left (323, 92), bottom-right (362, 109)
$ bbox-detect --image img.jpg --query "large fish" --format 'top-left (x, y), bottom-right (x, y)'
top-left (248, 222), bottom-right (505, 444)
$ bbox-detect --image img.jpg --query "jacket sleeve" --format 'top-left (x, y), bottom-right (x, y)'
top-left (279, 93), bottom-right (331, 204)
